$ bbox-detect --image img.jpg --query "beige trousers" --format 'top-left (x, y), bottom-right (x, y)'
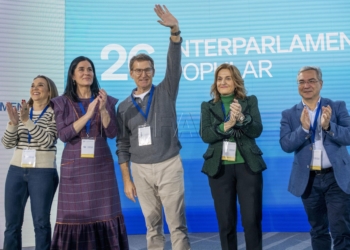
top-left (131, 154), bottom-right (190, 250)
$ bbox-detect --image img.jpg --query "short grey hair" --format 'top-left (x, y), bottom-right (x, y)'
top-left (297, 66), bottom-right (323, 81)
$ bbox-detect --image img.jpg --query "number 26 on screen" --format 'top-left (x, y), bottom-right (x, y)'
top-left (100, 44), bottom-right (154, 81)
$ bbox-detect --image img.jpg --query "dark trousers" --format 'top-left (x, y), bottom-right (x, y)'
top-left (3, 165), bottom-right (59, 250)
top-left (302, 170), bottom-right (350, 250)
top-left (208, 163), bottom-right (263, 250)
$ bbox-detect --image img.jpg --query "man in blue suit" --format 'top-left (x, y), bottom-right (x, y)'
top-left (280, 66), bottom-right (350, 250)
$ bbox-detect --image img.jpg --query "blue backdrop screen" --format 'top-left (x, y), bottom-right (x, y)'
top-left (65, 0), bottom-right (350, 233)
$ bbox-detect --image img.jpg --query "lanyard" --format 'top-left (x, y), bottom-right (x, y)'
top-left (131, 85), bottom-right (154, 122)
top-left (28, 105), bottom-right (49, 143)
top-left (309, 102), bottom-right (322, 144)
top-left (221, 102), bottom-right (230, 122)
top-left (78, 96), bottom-right (94, 136)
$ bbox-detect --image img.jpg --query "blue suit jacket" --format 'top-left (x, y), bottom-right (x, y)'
top-left (280, 97), bottom-right (350, 197)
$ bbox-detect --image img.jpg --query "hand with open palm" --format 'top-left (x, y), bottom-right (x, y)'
top-left (154, 4), bottom-right (179, 29)
top-left (154, 4), bottom-right (180, 42)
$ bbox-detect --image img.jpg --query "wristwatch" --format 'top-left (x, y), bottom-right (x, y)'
top-left (171, 30), bottom-right (181, 36)
top-left (238, 113), bottom-right (245, 123)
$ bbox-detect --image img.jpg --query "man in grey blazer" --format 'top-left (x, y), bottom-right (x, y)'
top-left (280, 66), bottom-right (350, 250)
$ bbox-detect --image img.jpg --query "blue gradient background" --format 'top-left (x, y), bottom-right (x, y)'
top-left (65, 0), bottom-right (350, 233)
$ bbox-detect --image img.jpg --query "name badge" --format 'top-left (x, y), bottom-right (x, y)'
top-left (138, 125), bottom-right (152, 146)
top-left (221, 141), bottom-right (236, 161)
top-left (21, 149), bottom-right (36, 167)
top-left (81, 138), bottom-right (95, 158)
top-left (311, 149), bottom-right (322, 170)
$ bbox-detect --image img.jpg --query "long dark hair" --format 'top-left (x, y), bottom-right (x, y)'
top-left (64, 56), bottom-right (100, 102)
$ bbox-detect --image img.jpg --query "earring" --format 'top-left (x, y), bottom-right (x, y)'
top-left (73, 80), bottom-right (76, 86)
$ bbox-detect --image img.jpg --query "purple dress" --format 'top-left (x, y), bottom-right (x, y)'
top-left (50, 95), bottom-right (129, 250)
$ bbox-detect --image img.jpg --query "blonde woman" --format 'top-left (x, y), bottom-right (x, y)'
top-left (2, 75), bottom-right (59, 250)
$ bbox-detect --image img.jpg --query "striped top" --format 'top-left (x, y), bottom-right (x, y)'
top-left (1, 106), bottom-right (57, 168)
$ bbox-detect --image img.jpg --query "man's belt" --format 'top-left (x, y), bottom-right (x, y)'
top-left (310, 167), bottom-right (333, 175)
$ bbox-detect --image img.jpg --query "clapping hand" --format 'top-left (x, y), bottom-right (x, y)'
top-left (98, 89), bottom-right (108, 112)
top-left (223, 110), bottom-right (237, 132)
top-left (230, 99), bottom-right (242, 119)
top-left (300, 107), bottom-right (310, 130)
top-left (6, 102), bottom-right (19, 126)
top-left (85, 98), bottom-right (99, 119)
top-left (20, 100), bottom-right (29, 123)
top-left (321, 105), bottom-right (332, 130)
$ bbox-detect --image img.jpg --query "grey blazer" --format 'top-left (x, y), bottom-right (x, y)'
top-left (280, 97), bottom-right (350, 196)
top-left (200, 95), bottom-right (267, 177)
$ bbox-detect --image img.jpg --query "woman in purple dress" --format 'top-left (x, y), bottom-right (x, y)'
top-left (50, 56), bottom-right (129, 250)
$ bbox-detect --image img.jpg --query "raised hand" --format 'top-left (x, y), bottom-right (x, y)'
top-left (154, 5), bottom-right (179, 29)
top-left (98, 89), bottom-right (108, 112)
top-left (20, 100), bottom-right (30, 123)
top-left (6, 102), bottom-right (19, 126)
top-left (300, 107), bottom-right (310, 130)
top-left (321, 105), bottom-right (332, 130)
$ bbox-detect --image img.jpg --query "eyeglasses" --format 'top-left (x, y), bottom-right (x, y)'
top-left (132, 68), bottom-right (153, 76)
top-left (298, 79), bottom-right (319, 85)
top-left (297, 79), bottom-right (319, 85)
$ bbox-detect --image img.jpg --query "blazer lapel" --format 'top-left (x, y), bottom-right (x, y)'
top-left (320, 98), bottom-right (331, 140)
top-left (239, 98), bottom-right (248, 113)
top-left (209, 100), bottom-right (224, 121)
top-left (320, 98), bottom-right (330, 110)
top-left (296, 101), bottom-right (304, 123)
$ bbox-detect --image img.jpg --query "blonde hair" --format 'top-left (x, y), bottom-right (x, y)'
top-left (28, 75), bottom-right (59, 107)
top-left (210, 63), bottom-right (247, 103)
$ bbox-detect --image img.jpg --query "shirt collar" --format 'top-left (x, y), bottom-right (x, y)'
top-left (127, 87), bottom-right (152, 102)
top-left (302, 97), bottom-right (321, 111)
